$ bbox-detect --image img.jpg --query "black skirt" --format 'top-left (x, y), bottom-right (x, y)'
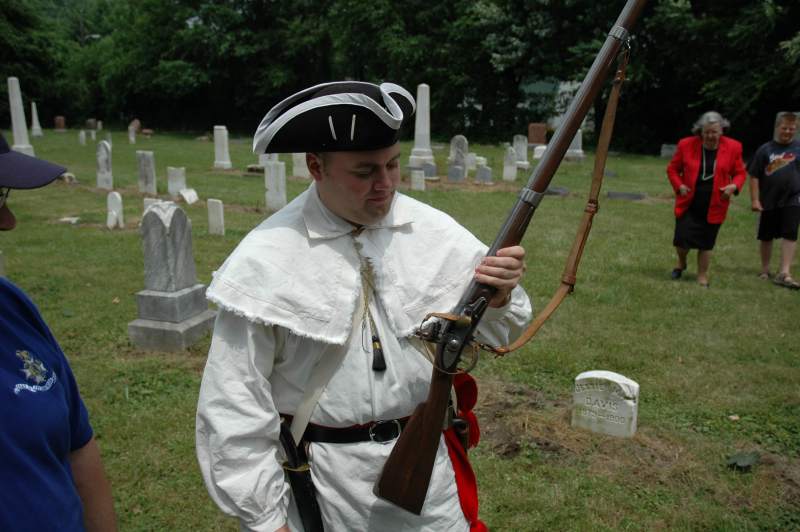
top-left (673, 205), bottom-right (721, 251)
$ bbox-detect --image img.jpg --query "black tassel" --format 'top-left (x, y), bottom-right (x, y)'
top-left (371, 334), bottom-right (386, 371)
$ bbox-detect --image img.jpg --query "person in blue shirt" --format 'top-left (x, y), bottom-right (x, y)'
top-left (0, 132), bottom-right (117, 531)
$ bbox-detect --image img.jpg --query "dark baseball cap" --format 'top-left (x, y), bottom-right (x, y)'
top-left (0, 132), bottom-right (66, 189)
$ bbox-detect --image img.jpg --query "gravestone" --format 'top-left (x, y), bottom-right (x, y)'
top-left (408, 83), bottom-right (436, 176)
top-left (97, 120), bottom-right (103, 131)
top-left (207, 198), bottom-right (225, 236)
top-left (264, 160), bottom-right (287, 211)
top-left (421, 161), bottom-right (437, 179)
top-left (475, 164), bottom-right (493, 185)
top-left (90, 130), bottom-right (96, 141)
top-left (128, 125), bottom-right (136, 144)
top-left (533, 145), bottom-right (547, 159)
top-left (167, 167), bottom-right (187, 197)
top-left (106, 191), bottom-right (124, 229)
top-left (513, 135), bottom-right (530, 170)
top-left (86, 118), bottom-right (97, 130)
top-left (179, 189), bottom-right (199, 205)
top-left (660, 144), bottom-right (677, 158)
top-left (54, 116), bottom-right (66, 132)
top-left (78, 130), bottom-right (86, 146)
top-left (105, 132), bottom-right (112, 147)
top-left (528, 122), bottom-right (547, 145)
top-left (565, 130), bottom-right (585, 161)
top-left (143, 197), bottom-right (164, 213)
top-left (30, 102), bottom-right (43, 137)
top-left (447, 135), bottom-right (468, 182)
top-left (128, 203), bottom-right (216, 351)
top-left (410, 169), bottom-right (426, 191)
top-left (502, 147), bottom-right (517, 181)
top-left (136, 150), bottom-right (157, 195)
top-left (292, 153), bottom-right (310, 178)
top-left (96, 140), bottom-right (113, 190)
top-left (571, 370), bottom-right (639, 438)
top-left (7, 77), bottom-right (34, 156)
top-left (129, 118), bottom-right (142, 133)
top-left (213, 125), bottom-right (232, 169)
top-left (466, 152), bottom-right (477, 172)
top-left (545, 186), bottom-right (569, 196)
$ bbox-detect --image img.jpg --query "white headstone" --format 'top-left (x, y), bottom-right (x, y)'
top-left (533, 145), bottom-right (547, 160)
top-left (264, 160), bottom-right (287, 211)
top-left (179, 188), bottom-right (199, 205)
top-left (410, 169), bottom-right (426, 191)
top-left (213, 125), bottom-right (232, 169)
top-left (409, 83), bottom-right (436, 172)
top-left (565, 130), bottom-right (585, 161)
top-left (97, 120), bottom-right (103, 131)
top-left (167, 167), bottom-right (187, 197)
top-left (106, 191), bottom-right (124, 229)
top-left (7, 77), bottom-right (34, 156)
top-left (90, 129), bottom-right (96, 141)
top-left (572, 370), bottom-right (639, 438)
top-left (96, 140), bottom-right (113, 190)
top-left (30, 101), bottom-right (43, 137)
top-left (513, 134), bottom-right (530, 170)
top-left (502, 147), bottom-right (517, 181)
top-left (466, 152), bottom-right (477, 172)
top-left (128, 126), bottom-right (136, 144)
top-left (292, 153), bottom-right (310, 178)
top-left (136, 150), bottom-right (157, 195)
top-left (660, 144), bottom-right (677, 158)
top-left (143, 197), bottom-right (166, 213)
top-left (207, 198), bottom-right (225, 236)
top-left (78, 130), bottom-right (86, 146)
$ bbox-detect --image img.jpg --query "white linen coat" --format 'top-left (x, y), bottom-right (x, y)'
top-left (196, 184), bottom-right (532, 531)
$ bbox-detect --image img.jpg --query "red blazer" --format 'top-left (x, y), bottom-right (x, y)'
top-left (666, 136), bottom-right (746, 223)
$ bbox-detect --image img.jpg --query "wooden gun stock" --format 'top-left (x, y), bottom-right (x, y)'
top-left (376, 0), bottom-right (648, 515)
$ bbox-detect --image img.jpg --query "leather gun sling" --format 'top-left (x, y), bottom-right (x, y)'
top-left (487, 51), bottom-right (630, 357)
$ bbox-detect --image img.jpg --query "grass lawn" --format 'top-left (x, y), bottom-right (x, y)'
top-left (2, 129), bottom-right (798, 531)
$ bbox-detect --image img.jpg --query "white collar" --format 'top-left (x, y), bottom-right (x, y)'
top-left (303, 182), bottom-right (413, 240)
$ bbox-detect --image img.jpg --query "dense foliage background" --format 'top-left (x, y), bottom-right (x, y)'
top-left (2, 0), bottom-right (799, 153)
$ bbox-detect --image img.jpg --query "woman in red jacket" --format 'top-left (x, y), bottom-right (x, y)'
top-left (667, 111), bottom-right (747, 287)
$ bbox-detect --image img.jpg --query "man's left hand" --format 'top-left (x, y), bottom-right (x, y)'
top-left (719, 184), bottom-right (737, 200)
top-left (474, 245), bottom-right (526, 308)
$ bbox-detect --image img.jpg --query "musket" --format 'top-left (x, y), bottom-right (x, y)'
top-left (375, 0), bottom-right (648, 515)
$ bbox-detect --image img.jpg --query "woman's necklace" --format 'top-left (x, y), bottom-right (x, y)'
top-left (701, 147), bottom-right (717, 181)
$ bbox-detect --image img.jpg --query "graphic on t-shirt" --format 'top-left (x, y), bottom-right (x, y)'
top-left (765, 152), bottom-right (796, 176)
top-left (14, 349), bottom-right (56, 394)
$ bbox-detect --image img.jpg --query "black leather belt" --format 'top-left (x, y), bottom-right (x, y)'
top-left (301, 417), bottom-right (410, 444)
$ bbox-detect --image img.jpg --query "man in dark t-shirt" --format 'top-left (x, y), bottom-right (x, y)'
top-left (748, 111), bottom-right (800, 289)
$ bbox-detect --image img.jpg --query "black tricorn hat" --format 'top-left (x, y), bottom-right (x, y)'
top-left (253, 81), bottom-right (415, 154)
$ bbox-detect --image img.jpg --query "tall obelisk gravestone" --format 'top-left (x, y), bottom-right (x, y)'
top-left (408, 83), bottom-right (436, 178)
top-left (7, 77), bottom-right (34, 156)
top-left (128, 203), bottom-right (215, 351)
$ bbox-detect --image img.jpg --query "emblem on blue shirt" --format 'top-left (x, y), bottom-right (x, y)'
top-left (14, 350), bottom-right (56, 394)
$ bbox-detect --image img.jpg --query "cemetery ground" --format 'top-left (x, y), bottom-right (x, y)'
top-left (3, 130), bottom-right (798, 531)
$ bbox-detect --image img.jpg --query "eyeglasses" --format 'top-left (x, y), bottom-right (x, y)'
top-left (0, 188), bottom-right (9, 209)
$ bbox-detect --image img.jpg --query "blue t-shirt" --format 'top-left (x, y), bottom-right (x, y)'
top-left (0, 277), bottom-right (93, 531)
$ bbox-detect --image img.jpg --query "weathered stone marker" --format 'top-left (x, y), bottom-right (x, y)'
top-left (128, 202), bottom-right (215, 351)
top-left (106, 191), bottom-right (124, 229)
top-left (167, 166), bottom-right (187, 197)
top-left (408, 83), bottom-right (436, 177)
top-left (30, 102), bottom-right (43, 137)
top-left (207, 198), bottom-right (225, 236)
top-left (410, 169), bottom-right (425, 191)
top-left (565, 130), bottom-right (585, 161)
top-left (213, 125), bottom-right (232, 169)
top-left (502, 146), bottom-right (517, 181)
top-left (78, 130), bottom-right (86, 146)
top-left (264, 160), bottom-right (287, 211)
top-left (447, 135), bottom-right (468, 182)
top-left (513, 134), bottom-right (530, 170)
top-left (572, 370), bottom-right (639, 438)
top-left (292, 152), bottom-right (310, 178)
top-left (96, 140), bottom-right (113, 190)
top-left (528, 122), bottom-right (547, 145)
top-left (7, 77), bottom-right (34, 156)
top-left (54, 116), bottom-right (66, 132)
top-left (136, 150), bottom-right (157, 194)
